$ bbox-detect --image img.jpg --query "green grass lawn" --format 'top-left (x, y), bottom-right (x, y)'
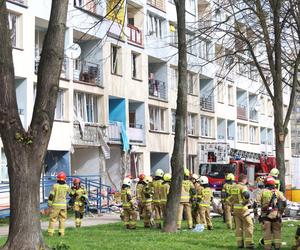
top-left (0, 218), bottom-right (296, 250)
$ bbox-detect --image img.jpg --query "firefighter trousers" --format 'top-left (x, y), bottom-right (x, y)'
top-left (234, 211), bottom-right (254, 248)
top-left (123, 207), bottom-right (137, 229)
top-left (153, 202), bottom-right (162, 227)
top-left (199, 205), bottom-right (212, 228)
top-left (177, 202), bottom-right (193, 229)
top-left (224, 202), bottom-right (233, 229)
top-left (262, 219), bottom-right (281, 250)
top-left (160, 203), bottom-right (166, 220)
top-left (74, 204), bottom-right (85, 228)
top-left (142, 202), bottom-right (152, 227)
top-left (48, 207), bottom-right (67, 236)
top-left (138, 201), bottom-right (144, 220)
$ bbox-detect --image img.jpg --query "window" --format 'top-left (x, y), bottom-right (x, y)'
top-left (54, 90), bottom-right (65, 120)
top-left (111, 45), bottom-right (122, 75)
top-left (187, 72), bottom-right (196, 95)
top-left (8, 12), bottom-right (21, 48)
top-left (238, 58), bottom-right (248, 76)
top-left (188, 113), bottom-right (196, 135)
top-left (171, 110), bottom-right (176, 132)
top-left (147, 14), bottom-right (163, 39)
top-left (186, 32), bottom-right (195, 54)
top-left (74, 92), bottom-right (99, 123)
top-left (131, 52), bottom-right (141, 80)
top-left (267, 99), bottom-right (272, 116)
top-left (149, 106), bottom-right (165, 131)
top-left (217, 82), bottom-right (225, 103)
top-left (228, 85), bottom-right (234, 105)
top-left (0, 149), bottom-right (8, 182)
top-left (260, 127), bottom-right (267, 144)
top-left (267, 129), bottom-right (273, 145)
top-left (249, 126), bottom-right (258, 143)
top-left (186, 0), bottom-right (196, 15)
top-left (188, 155), bottom-right (196, 173)
top-left (169, 23), bottom-right (177, 46)
top-left (260, 96), bottom-right (266, 115)
top-left (237, 123), bottom-right (247, 142)
top-left (249, 64), bottom-right (258, 81)
top-left (199, 39), bottom-right (211, 60)
top-left (170, 67), bottom-right (178, 89)
top-left (201, 116), bottom-right (213, 137)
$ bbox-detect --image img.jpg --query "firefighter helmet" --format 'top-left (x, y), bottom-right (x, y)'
top-left (270, 168), bottom-right (279, 178)
top-left (184, 168), bottom-right (190, 177)
top-left (138, 173), bottom-right (145, 181)
top-left (144, 176), bottom-right (153, 184)
top-left (57, 172), bottom-right (66, 181)
top-left (155, 169), bottom-right (164, 178)
top-left (226, 173), bottom-right (235, 181)
top-left (264, 176), bottom-right (276, 186)
top-left (123, 177), bottom-right (132, 186)
top-left (163, 173), bottom-right (171, 182)
top-left (73, 178), bottom-right (81, 184)
top-left (191, 174), bottom-right (199, 180)
top-left (199, 176), bottom-right (209, 185)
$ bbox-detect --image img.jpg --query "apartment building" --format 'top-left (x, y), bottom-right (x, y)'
top-left (0, 0), bottom-right (292, 188)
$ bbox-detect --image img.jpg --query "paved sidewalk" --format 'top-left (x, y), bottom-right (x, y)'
top-left (0, 213), bottom-right (121, 236)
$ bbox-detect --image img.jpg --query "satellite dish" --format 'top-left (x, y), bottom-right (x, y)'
top-left (65, 43), bottom-right (81, 59)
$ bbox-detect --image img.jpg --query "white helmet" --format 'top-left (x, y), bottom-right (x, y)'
top-left (191, 174), bottom-right (199, 180)
top-left (199, 176), bottom-right (209, 185)
top-left (123, 177), bottom-right (131, 186)
top-left (144, 176), bottom-right (153, 184)
top-left (270, 168), bottom-right (279, 178)
top-left (155, 169), bottom-right (164, 178)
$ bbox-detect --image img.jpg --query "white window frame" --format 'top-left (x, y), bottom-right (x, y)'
top-left (147, 14), bottom-right (162, 39)
top-left (0, 149), bottom-right (8, 182)
top-left (74, 92), bottom-right (99, 123)
top-left (200, 116), bottom-right (213, 137)
top-left (111, 45), bottom-right (122, 75)
top-left (228, 84), bottom-right (234, 105)
top-left (187, 72), bottom-right (196, 95)
top-left (170, 66), bottom-right (178, 90)
top-left (217, 82), bottom-right (225, 103)
top-left (237, 123), bottom-right (247, 142)
top-left (54, 90), bottom-right (65, 121)
top-left (188, 113), bottom-right (196, 135)
top-left (171, 109), bottom-right (176, 133)
top-left (149, 106), bottom-right (165, 131)
top-left (8, 12), bottom-right (20, 48)
top-left (249, 126), bottom-right (258, 143)
top-left (131, 52), bottom-right (141, 80)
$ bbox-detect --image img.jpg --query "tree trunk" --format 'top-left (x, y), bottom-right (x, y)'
top-left (2, 151), bottom-right (46, 250)
top-left (163, 0), bottom-right (187, 232)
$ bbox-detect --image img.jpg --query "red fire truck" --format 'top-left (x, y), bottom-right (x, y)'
top-left (198, 143), bottom-right (276, 191)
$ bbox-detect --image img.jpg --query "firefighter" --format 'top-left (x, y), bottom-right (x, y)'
top-left (229, 174), bottom-right (254, 249)
top-left (292, 224), bottom-right (300, 250)
top-left (177, 168), bottom-right (195, 230)
top-left (47, 172), bottom-right (71, 237)
top-left (221, 173), bottom-right (235, 229)
top-left (197, 176), bottom-right (213, 230)
top-left (69, 178), bottom-right (88, 228)
top-left (258, 176), bottom-right (287, 250)
top-left (121, 177), bottom-right (137, 229)
top-left (136, 173), bottom-right (145, 219)
top-left (270, 168), bottom-right (281, 191)
top-left (160, 173), bottom-right (171, 219)
top-left (152, 169), bottom-right (164, 228)
top-left (192, 174), bottom-right (201, 226)
top-left (141, 176), bottom-right (154, 228)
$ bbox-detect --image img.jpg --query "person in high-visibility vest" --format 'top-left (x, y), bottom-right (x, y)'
top-left (136, 173), bottom-right (145, 219)
top-left (141, 176), bottom-right (154, 228)
top-left (121, 177), bottom-right (137, 229)
top-left (48, 172), bottom-right (71, 236)
top-left (270, 168), bottom-right (281, 191)
top-left (197, 176), bottom-right (213, 230)
top-left (160, 173), bottom-right (171, 220)
top-left (191, 174), bottom-right (200, 227)
top-left (229, 174), bottom-right (254, 249)
top-left (221, 173), bottom-right (235, 229)
top-left (151, 169), bottom-right (164, 228)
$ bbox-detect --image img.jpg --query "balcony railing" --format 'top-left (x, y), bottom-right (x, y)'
top-left (200, 96), bottom-right (214, 112)
top-left (149, 79), bottom-right (167, 100)
top-left (35, 57), bottom-right (69, 79)
top-left (237, 105), bottom-right (248, 120)
top-left (249, 109), bottom-right (258, 122)
top-left (74, 0), bottom-right (99, 15)
top-left (127, 24), bottom-right (143, 46)
top-left (108, 123), bottom-right (121, 142)
top-left (73, 123), bottom-right (107, 147)
top-left (73, 60), bottom-right (102, 86)
top-left (128, 125), bottom-right (144, 144)
top-left (147, 0), bottom-right (165, 11)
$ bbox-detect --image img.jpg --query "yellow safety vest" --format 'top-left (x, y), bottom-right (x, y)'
top-left (121, 187), bottom-right (132, 208)
top-left (229, 183), bottom-right (249, 211)
top-left (198, 187), bottom-right (213, 207)
top-left (260, 188), bottom-right (286, 219)
top-left (152, 179), bottom-right (163, 203)
top-left (136, 182), bottom-right (144, 200)
top-left (222, 183), bottom-right (233, 202)
top-left (160, 182), bottom-right (170, 204)
top-left (49, 183), bottom-right (70, 208)
top-left (180, 180), bottom-right (194, 203)
top-left (141, 184), bottom-right (153, 204)
top-left (70, 186), bottom-right (87, 207)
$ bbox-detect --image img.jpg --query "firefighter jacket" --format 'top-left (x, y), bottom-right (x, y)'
top-left (48, 183), bottom-right (71, 208)
top-left (136, 182), bottom-right (144, 201)
top-left (258, 188), bottom-right (286, 220)
top-left (197, 186), bottom-right (213, 207)
top-left (160, 181), bottom-right (170, 204)
top-left (180, 180), bottom-right (195, 203)
top-left (141, 183), bottom-right (154, 204)
top-left (151, 179), bottom-right (163, 203)
top-left (274, 179), bottom-right (281, 192)
top-left (229, 183), bottom-right (250, 212)
top-left (222, 183), bottom-right (233, 202)
top-left (121, 187), bottom-right (134, 209)
top-left (70, 185), bottom-right (88, 207)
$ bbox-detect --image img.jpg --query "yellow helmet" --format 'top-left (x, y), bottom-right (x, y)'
top-left (270, 168), bottom-right (279, 178)
top-left (184, 168), bottom-right (190, 177)
top-left (144, 176), bottom-right (153, 184)
top-left (226, 173), bottom-right (235, 181)
top-left (163, 173), bottom-right (171, 182)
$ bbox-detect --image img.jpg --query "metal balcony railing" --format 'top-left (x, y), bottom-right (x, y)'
top-left (237, 105), bottom-right (248, 120)
top-left (249, 109), bottom-right (258, 121)
top-left (149, 79), bottom-right (167, 100)
top-left (35, 57), bottom-right (69, 79)
top-left (147, 0), bottom-right (165, 11)
top-left (127, 24), bottom-right (143, 46)
top-left (73, 59), bottom-right (102, 86)
top-left (74, 0), bottom-right (99, 15)
top-left (128, 125), bottom-right (144, 144)
top-left (200, 96), bottom-right (214, 112)
top-left (108, 123), bottom-right (121, 142)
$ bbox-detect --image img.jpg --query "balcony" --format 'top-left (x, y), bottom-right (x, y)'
top-left (249, 109), bottom-right (258, 122)
top-left (108, 123), bottom-right (121, 143)
top-left (237, 105), bottom-right (247, 120)
top-left (147, 0), bottom-right (165, 11)
top-left (127, 24), bottom-right (143, 46)
top-left (149, 79), bottom-right (167, 100)
top-left (74, 0), bottom-right (100, 15)
top-left (128, 124), bottom-right (144, 144)
top-left (35, 57), bottom-right (69, 79)
top-left (73, 123), bottom-right (107, 147)
top-left (200, 96), bottom-right (214, 112)
top-left (73, 60), bottom-right (102, 86)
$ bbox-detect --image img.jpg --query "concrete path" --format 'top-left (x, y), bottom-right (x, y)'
top-left (0, 213), bottom-right (121, 236)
